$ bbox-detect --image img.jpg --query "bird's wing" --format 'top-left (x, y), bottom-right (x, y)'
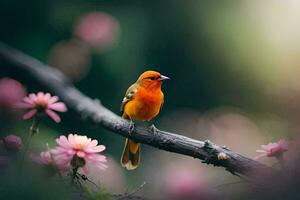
top-left (120, 83), bottom-right (138, 116)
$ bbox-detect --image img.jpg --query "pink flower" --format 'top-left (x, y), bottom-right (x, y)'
top-left (0, 78), bottom-right (26, 108)
top-left (73, 12), bottom-right (119, 49)
top-left (31, 151), bottom-right (70, 174)
top-left (31, 151), bottom-right (53, 166)
top-left (1, 134), bottom-right (22, 151)
top-left (16, 92), bottom-right (67, 123)
top-left (51, 134), bottom-right (107, 174)
top-left (255, 139), bottom-right (288, 160)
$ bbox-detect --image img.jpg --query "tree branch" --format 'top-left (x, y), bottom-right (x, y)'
top-left (0, 42), bottom-right (273, 176)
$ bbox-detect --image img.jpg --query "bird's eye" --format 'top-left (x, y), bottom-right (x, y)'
top-left (149, 76), bottom-right (155, 80)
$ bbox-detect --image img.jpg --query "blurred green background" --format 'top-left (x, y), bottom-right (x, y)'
top-left (1, 0), bottom-right (300, 199)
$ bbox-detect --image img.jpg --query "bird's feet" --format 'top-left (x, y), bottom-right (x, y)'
top-left (128, 120), bottom-right (135, 135)
top-left (148, 123), bottom-right (159, 135)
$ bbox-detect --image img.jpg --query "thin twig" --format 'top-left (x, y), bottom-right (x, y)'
top-left (78, 173), bottom-right (100, 189)
top-left (20, 117), bottom-right (39, 171)
top-left (114, 182), bottom-right (147, 200)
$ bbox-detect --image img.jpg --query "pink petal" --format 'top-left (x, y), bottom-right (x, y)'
top-left (85, 145), bottom-right (106, 153)
top-left (29, 93), bottom-right (37, 101)
top-left (55, 154), bottom-right (72, 160)
top-left (44, 93), bottom-right (51, 101)
top-left (68, 134), bottom-right (75, 146)
top-left (37, 92), bottom-right (44, 98)
top-left (56, 135), bottom-right (71, 148)
top-left (51, 147), bottom-right (67, 155)
top-left (87, 154), bottom-right (106, 162)
top-left (77, 151), bottom-right (86, 158)
top-left (87, 140), bottom-right (98, 147)
top-left (278, 139), bottom-right (288, 150)
top-left (48, 102), bottom-right (67, 112)
top-left (67, 149), bottom-right (76, 155)
top-left (48, 96), bottom-right (59, 104)
top-left (23, 97), bottom-right (34, 104)
top-left (45, 109), bottom-right (61, 123)
top-left (23, 109), bottom-right (37, 120)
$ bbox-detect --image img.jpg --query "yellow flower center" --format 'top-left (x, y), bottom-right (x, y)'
top-left (73, 135), bottom-right (90, 150)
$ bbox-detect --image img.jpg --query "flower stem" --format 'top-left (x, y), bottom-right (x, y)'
top-left (30, 117), bottom-right (40, 135)
top-left (20, 117), bottom-right (40, 171)
top-left (70, 155), bottom-right (85, 185)
top-left (71, 166), bottom-right (79, 185)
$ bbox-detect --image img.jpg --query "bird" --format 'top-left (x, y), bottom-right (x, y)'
top-left (120, 70), bottom-right (169, 170)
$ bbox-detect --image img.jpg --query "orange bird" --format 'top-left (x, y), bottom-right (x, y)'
top-left (120, 70), bottom-right (169, 170)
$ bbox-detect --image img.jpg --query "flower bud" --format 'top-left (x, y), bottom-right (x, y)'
top-left (2, 134), bottom-right (22, 151)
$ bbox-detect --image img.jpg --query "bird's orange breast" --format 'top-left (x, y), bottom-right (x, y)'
top-left (123, 88), bottom-right (164, 121)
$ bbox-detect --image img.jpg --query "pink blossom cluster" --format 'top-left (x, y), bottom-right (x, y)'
top-left (255, 139), bottom-right (288, 160)
top-left (0, 134), bottom-right (22, 168)
top-left (0, 134), bottom-right (22, 151)
top-left (32, 134), bottom-right (107, 175)
top-left (17, 92), bottom-right (67, 123)
top-left (31, 151), bottom-right (53, 166)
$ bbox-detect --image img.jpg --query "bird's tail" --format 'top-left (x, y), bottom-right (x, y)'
top-left (121, 138), bottom-right (140, 170)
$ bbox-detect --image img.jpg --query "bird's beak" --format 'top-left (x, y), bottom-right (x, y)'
top-left (158, 74), bottom-right (170, 81)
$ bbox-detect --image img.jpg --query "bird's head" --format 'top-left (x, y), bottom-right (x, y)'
top-left (137, 70), bottom-right (170, 89)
